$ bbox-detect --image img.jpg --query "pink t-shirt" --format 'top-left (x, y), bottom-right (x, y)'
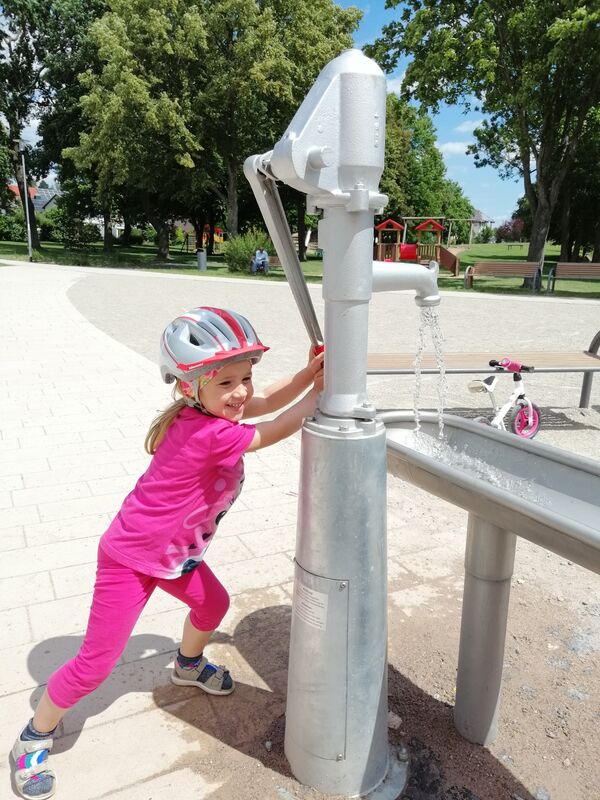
top-left (100, 407), bottom-right (255, 579)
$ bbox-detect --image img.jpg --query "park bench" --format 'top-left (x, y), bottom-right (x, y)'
top-left (464, 261), bottom-right (543, 292)
top-left (249, 254), bottom-right (282, 273)
top-left (367, 329), bottom-right (600, 409)
top-left (547, 262), bottom-right (600, 293)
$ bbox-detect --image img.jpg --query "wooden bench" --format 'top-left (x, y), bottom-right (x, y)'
top-left (249, 254), bottom-right (282, 273)
top-left (367, 330), bottom-right (600, 408)
top-left (547, 262), bottom-right (600, 292)
top-left (464, 261), bottom-right (542, 292)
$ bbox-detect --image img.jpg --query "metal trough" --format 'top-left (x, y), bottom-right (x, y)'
top-left (382, 410), bottom-right (600, 745)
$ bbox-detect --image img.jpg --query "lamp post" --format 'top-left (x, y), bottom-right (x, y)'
top-left (15, 140), bottom-right (33, 262)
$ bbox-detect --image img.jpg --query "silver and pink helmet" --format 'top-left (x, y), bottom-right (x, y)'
top-left (160, 306), bottom-right (268, 384)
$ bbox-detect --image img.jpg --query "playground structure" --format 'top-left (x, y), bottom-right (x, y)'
top-left (245, 49), bottom-right (600, 798)
top-left (374, 216), bottom-right (461, 275)
top-left (373, 218), bottom-right (416, 262)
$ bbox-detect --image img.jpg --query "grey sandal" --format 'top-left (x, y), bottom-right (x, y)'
top-left (171, 654), bottom-right (235, 695)
top-left (12, 734), bottom-right (56, 799)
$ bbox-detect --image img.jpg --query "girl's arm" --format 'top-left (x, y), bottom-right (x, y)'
top-left (246, 389), bottom-right (319, 452)
top-left (243, 351), bottom-right (324, 418)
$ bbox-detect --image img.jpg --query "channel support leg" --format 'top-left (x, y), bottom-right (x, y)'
top-left (454, 514), bottom-right (516, 745)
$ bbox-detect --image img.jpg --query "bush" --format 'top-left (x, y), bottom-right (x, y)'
top-left (37, 207), bottom-right (64, 242)
top-left (61, 218), bottom-right (101, 249)
top-left (495, 218), bottom-right (525, 243)
top-left (170, 226), bottom-right (185, 245)
top-left (0, 210), bottom-right (26, 241)
top-left (474, 224), bottom-right (495, 244)
top-left (126, 227), bottom-right (145, 246)
top-left (143, 225), bottom-right (157, 244)
top-left (223, 228), bottom-right (272, 273)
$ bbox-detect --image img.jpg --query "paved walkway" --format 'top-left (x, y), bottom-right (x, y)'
top-left (1, 261), bottom-right (599, 800)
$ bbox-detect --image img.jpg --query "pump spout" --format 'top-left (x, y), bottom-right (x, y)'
top-left (372, 259), bottom-right (441, 306)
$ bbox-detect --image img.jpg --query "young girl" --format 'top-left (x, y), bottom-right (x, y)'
top-left (12, 305), bottom-right (324, 800)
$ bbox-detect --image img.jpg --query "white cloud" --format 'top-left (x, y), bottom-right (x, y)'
top-left (438, 141), bottom-right (473, 156)
top-left (454, 119), bottom-right (483, 134)
top-left (386, 74), bottom-right (405, 95)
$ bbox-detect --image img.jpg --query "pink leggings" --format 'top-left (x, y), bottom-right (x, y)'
top-left (47, 545), bottom-right (229, 709)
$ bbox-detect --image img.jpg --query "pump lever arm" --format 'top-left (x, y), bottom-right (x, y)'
top-left (244, 153), bottom-right (324, 349)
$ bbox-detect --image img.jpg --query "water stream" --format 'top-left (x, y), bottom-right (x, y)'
top-left (413, 307), bottom-right (447, 438)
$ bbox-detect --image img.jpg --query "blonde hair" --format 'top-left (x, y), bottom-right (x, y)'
top-left (144, 382), bottom-right (192, 455)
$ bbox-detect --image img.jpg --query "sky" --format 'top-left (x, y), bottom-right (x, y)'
top-left (339, 0), bottom-right (523, 223)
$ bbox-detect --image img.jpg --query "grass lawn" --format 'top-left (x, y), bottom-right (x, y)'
top-left (445, 243), bottom-right (600, 299)
top-left (0, 239), bottom-right (325, 282)
top-left (1, 240), bottom-right (598, 298)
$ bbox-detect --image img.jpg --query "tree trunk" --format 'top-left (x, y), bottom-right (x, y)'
top-left (12, 156), bottom-right (41, 251)
top-left (559, 193), bottom-right (572, 262)
top-left (527, 204), bottom-right (551, 264)
top-left (592, 220), bottom-right (600, 264)
top-left (296, 194), bottom-right (306, 262)
top-left (103, 209), bottom-right (113, 252)
top-left (226, 160), bottom-right (238, 236)
top-left (148, 217), bottom-right (170, 260)
top-left (120, 219), bottom-right (132, 246)
top-left (523, 203), bottom-right (551, 289)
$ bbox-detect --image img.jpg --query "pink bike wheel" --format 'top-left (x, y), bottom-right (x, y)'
top-left (510, 402), bottom-right (541, 438)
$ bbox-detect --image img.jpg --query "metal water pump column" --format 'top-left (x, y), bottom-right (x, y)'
top-left (277, 52), bottom-right (391, 796)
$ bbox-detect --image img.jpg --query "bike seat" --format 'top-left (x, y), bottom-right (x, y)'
top-left (468, 375), bottom-right (497, 394)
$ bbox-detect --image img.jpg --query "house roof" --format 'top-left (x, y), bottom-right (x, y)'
top-left (374, 218), bottom-right (404, 231)
top-left (414, 218), bottom-right (444, 231)
top-left (8, 184), bottom-right (61, 212)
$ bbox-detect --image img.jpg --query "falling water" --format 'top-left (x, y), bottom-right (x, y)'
top-left (395, 428), bottom-right (541, 502)
top-left (413, 306), bottom-right (448, 438)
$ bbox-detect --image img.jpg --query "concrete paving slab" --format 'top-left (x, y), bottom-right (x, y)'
top-left (1, 261), bottom-right (599, 800)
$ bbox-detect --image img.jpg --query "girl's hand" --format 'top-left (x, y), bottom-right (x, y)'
top-left (307, 349), bottom-right (324, 375)
top-left (308, 350), bottom-right (324, 393)
top-left (307, 347), bottom-right (323, 370)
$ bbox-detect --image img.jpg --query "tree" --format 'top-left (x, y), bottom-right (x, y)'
top-left (64, 0), bottom-right (208, 259)
top-left (552, 107), bottom-right (600, 261)
top-left (0, 0), bottom-right (48, 249)
top-left (379, 93), bottom-right (413, 219)
top-left (32, 1), bottom-right (109, 245)
top-left (0, 129), bottom-right (14, 211)
top-left (368, 2), bottom-right (600, 264)
top-left (378, 95), bottom-right (474, 240)
top-left (199, 0), bottom-right (360, 235)
top-left (439, 179), bottom-right (474, 244)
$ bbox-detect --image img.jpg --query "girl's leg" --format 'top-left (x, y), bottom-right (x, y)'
top-left (13, 548), bottom-right (156, 799)
top-left (46, 547), bottom-right (157, 710)
top-left (180, 612), bottom-right (216, 659)
top-left (31, 691), bottom-right (66, 736)
top-left (158, 562), bottom-right (233, 695)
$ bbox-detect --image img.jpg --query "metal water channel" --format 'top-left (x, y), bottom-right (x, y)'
top-left (244, 48), bottom-right (600, 798)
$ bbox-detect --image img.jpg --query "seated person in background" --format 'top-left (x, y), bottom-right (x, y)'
top-left (251, 247), bottom-right (269, 274)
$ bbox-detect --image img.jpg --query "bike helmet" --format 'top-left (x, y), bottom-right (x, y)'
top-left (160, 306), bottom-right (268, 384)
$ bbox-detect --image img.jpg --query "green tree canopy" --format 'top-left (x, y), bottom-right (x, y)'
top-left (368, 1), bottom-right (600, 262)
top-left (379, 93), bottom-right (474, 241)
top-left (0, 0), bottom-right (49, 248)
top-left (64, 0), bottom-right (208, 258)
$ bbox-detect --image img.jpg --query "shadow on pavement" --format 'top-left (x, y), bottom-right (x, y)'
top-left (156, 605), bottom-right (535, 800)
top-left (24, 605), bottom-right (536, 798)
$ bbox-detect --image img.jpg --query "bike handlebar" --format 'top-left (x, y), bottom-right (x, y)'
top-left (489, 358), bottom-right (535, 373)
